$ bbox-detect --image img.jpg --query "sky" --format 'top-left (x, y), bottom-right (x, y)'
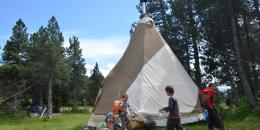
top-left (0, 0), bottom-right (140, 76)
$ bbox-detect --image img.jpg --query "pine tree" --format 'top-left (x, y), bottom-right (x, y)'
top-left (88, 63), bottom-right (104, 106)
top-left (45, 16), bottom-right (64, 118)
top-left (199, 0), bottom-right (238, 86)
top-left (66, 36), bottom-right (86, 111)
top-left (28, 26), bottom-right (49, 106)
top-left (228, 0), bottom-right (256, 108)
top-left (199, 0), bottom-right (258, 107)
top-left (167, 0), bottom-right (192, 75)
top-left (1, 19), bottom-right (29, 112)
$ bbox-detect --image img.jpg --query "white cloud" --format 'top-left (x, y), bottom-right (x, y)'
top-left (81, 37), bottom-right (127, 59)
top-left (107, 63), bottom-right (116, 70)
top-left (85, 63), bottom-right (95, 76)
top-left (64, 35), bottom-right (129, 77)
top-left (85, 63), bottom-right (116, 77)
top-left (100, 63), bottom-right (116, 76)
top-left (100, 68), bottom-right (110, 77)
top-left (64, 36), bottom-right (128, 59)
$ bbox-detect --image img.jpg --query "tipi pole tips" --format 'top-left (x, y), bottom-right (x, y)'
top-left (140, 0), bottom-right (147, 15)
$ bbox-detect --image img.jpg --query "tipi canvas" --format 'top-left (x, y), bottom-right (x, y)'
top-left (87, 16), bottom-right (204, 127)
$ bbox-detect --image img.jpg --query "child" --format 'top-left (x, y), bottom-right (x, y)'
top-left (119, 95), bottom-right (131, 130)
top-left (159, 86), bottom-right (183, 130)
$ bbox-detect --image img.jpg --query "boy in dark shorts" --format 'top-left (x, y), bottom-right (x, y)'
top-left (159, 86), bottom-right (184, 130)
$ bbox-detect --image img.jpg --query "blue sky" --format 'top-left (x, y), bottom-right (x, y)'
top-left (0, 0), bottom-right (140, 76)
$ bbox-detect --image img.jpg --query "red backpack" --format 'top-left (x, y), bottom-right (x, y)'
top-left (112, 100), bottom-right (121, 115)
top-left (199, 91), bottom-right (214, 109)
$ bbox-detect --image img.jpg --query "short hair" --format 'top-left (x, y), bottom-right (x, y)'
top-left (165, 86), bottom-right (174, 94)
top-left (122, 94), bottom-right (128, 98)
top-left (208, 83), bottom-right (216, 88)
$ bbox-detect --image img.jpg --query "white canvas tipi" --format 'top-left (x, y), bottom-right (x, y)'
top-left (87, 15), bottom-right (204, 127)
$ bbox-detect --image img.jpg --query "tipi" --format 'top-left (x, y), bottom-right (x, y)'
top-left (87, 15), bottom-right (204, 127)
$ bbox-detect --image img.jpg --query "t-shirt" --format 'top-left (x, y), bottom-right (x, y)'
top-left (163, 97), bottom-right (180, 118)
top-left (120, 100), bottom-right (128, 116)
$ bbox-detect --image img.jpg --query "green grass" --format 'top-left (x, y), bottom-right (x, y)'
top-left (183, 110), bottom-right (260, 130)
top-left (0, 110), bottom-right (259, 130)
top-left (0, 112), bottom-right (89, 130)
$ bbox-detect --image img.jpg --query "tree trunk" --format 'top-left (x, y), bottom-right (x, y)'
top-left (243, 15), bottom-right (258, 98)
top-left (185, 42), bottom-right (192, 75)
top-left (47, 71), bottom-right (53, 118)
top-left (252, 0), bottom-right (260, 93)
top-left (53, 99), bottom-right (60, 113)
top-left (72, 78), bottom-right (77, 112)
top-left (229, 0), bottom-right (257, 108)
top-left (83, 96), bottom-right (86, 106)
top-left (188, 1), bottom-right (201, 86)
top-left (12, 83), bottom-right (17, 113)
top-left (192, 38), bottom-right (202, 86)
top-left (38, 89), bottom-right (43, 106)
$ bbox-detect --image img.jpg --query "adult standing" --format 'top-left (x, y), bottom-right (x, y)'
top-left (200, 83), bottom-right (226, 130)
